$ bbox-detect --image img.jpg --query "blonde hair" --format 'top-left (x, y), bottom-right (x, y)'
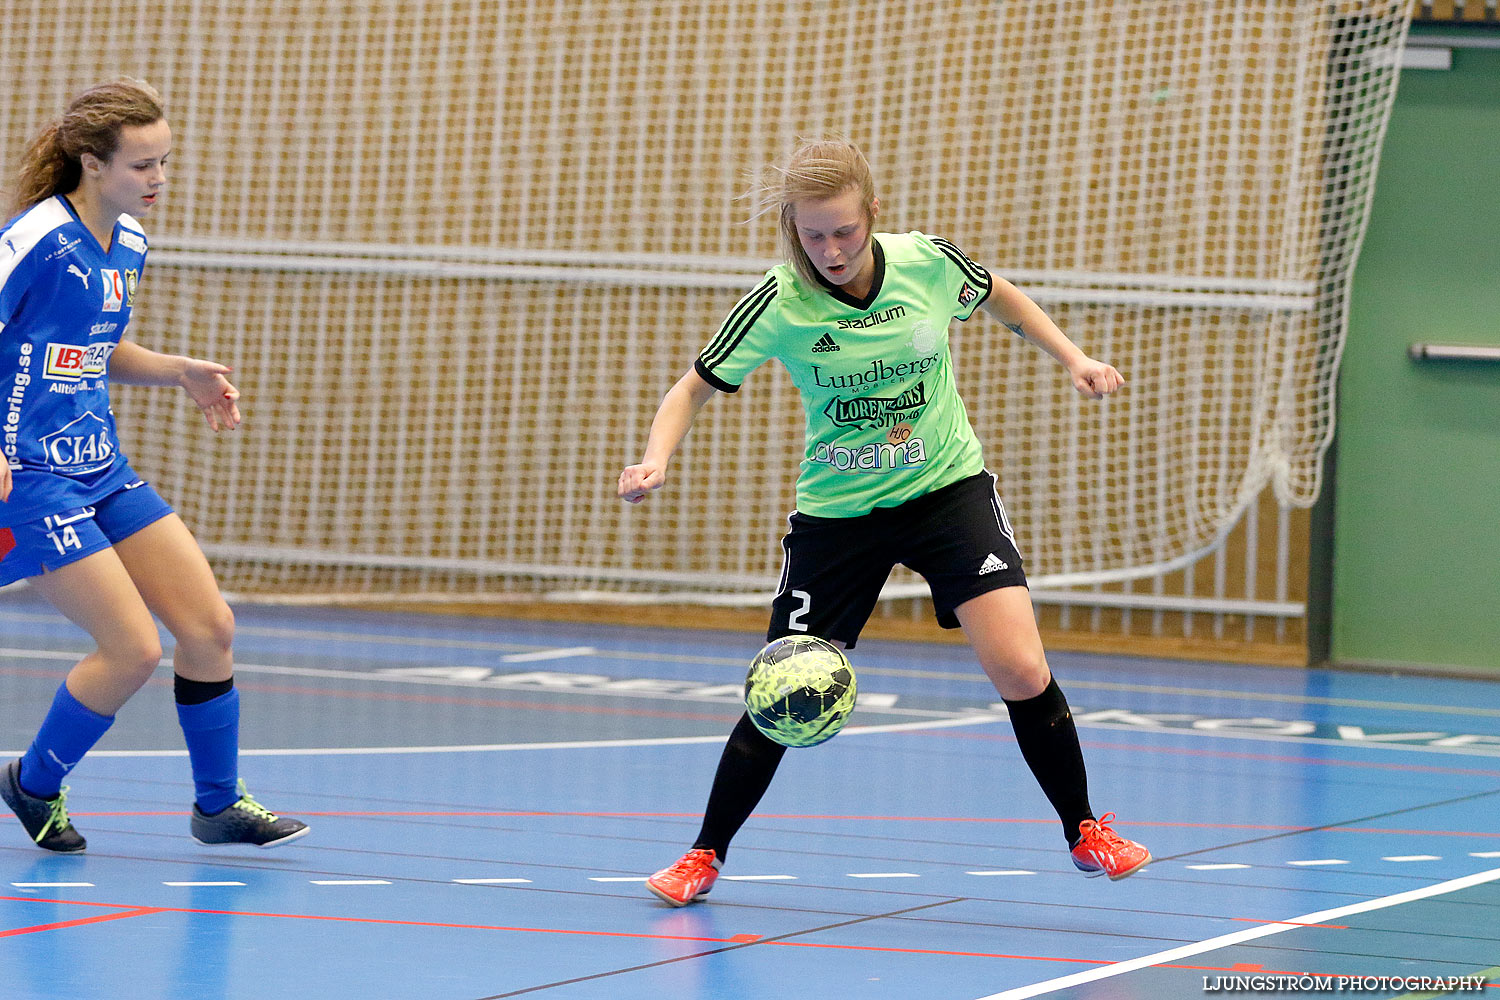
top-left (11, 78), bottom-right (165, 214)
top-left (747, 136), bottom-right (878, 290)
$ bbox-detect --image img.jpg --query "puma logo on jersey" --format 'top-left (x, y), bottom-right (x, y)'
top-left (67, 264), bottom-right (91, 288)
top-left (979, 553), bottom-right (1008, 574)
top-left (811, 333), bottom-right (841, 353)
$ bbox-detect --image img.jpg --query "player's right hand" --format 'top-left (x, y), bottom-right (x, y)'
top-left (617, 463), bottom-right (665, 503)
top-left (0, 460), bottom-right (9, 502)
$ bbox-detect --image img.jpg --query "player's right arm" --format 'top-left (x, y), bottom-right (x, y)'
top-left (617, 367), bottom-right (718, 503)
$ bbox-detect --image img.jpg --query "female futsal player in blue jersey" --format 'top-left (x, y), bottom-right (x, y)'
top-left (0, 79), bottom-right (307, 852)
top-left (619, 137), bottom-right (1149, 905)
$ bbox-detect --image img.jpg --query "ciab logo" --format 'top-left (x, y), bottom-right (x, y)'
top-left (38, 411), bottom-right (116, 475)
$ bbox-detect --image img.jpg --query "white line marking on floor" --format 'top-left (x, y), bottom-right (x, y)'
top-left (499, 646), bottom-right (597, 663)
top-left (966, 870), bottom-right (1036, 876)
top-left (1186, 864), bottom-right (1251, 871)
top-left (310, 879), bottom-right (392, 885)
top-left (453, 878), bottom-right (533, 884)
top-left (723, 875), bottom-right (796, 881)
top-left (1470, 851), bottom-right (1500, 858)
top-left (1287, 859), bottom-right (1348, 866)
top-left (971, 866), bottom-right (1500, 1000)
top-left (0, 711), bottom-right (1007, 759)
top-left (1383, 855), bottom-right (1441, 862)
top-left (847, 872), bottom-right (919, 879)
top-left (163, 881), bottom-right (245, 887)
top-left (589, 877), bottom-right (650, 883)
top-left (11, 882), bottom-right (94, 888)
top-left (6, 613), bottom-right (1498, 721)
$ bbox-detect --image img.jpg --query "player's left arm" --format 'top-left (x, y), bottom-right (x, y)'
top-left (979, 279), bottom-right (1124, 399)
top-left (109, 339), bottom-right (242, 431)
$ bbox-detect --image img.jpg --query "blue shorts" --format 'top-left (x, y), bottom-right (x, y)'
top-left (0, 480), bottom-right (174, 586)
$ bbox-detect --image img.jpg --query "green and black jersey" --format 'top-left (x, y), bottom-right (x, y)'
top-left (696, 231), bottom-right (993, 518)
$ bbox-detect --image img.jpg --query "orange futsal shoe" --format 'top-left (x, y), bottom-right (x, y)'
top-left (646, 848), bottom-right (721, 906)
top-left (1070, 813), bottom-right (1152, 880)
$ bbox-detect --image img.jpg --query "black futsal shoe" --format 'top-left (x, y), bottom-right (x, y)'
top-left (1, 758), bottom-right (87, 853)
top-left (192, 781), bottom-right (310, 848)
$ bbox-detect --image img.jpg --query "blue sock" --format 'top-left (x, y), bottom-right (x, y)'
top-left (176, 688), bottom-right (241, 814)
top-left (19, 682), bottom-right (115, 799)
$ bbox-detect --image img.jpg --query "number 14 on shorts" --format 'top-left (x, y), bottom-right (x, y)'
top-left (43, 507), bottom-right (94, 555)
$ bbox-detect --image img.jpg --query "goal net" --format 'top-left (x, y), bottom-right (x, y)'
top-left (0, 1), bottom-right (1411, 605)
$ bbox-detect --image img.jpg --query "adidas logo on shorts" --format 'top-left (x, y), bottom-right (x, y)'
top-left (978, 553), bottom-right (1008, 575)
top-left (811, 333), bottom-right (841, 353)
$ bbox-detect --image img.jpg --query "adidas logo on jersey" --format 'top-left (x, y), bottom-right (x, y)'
top-left (978, 553), bottom-right (1008, 575)
top-left (811, 333), bottom-right (841, 353)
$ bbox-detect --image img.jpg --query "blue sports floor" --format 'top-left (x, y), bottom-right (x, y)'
top-left (1, 588), bottom-right (1497, 999)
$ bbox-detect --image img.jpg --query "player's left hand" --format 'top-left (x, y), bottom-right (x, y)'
top-left (1069, 357), bottom-right (1125, 399)
top-left (179, 359), bottom-right (242, 431)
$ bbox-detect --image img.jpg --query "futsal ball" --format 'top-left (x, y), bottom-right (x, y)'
top-left (744, 635), bottom-right (857, 748)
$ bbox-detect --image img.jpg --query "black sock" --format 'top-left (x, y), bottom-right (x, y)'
top-left (174, 675), bottom-right (234, 705)
top-left (1004, 677), bottom-right (1094, 845)
top-left (690, 713), bottom-right (787, 862)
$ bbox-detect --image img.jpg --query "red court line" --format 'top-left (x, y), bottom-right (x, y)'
top-left (1, 906), bottom-right (164, 938)
top-left (943, 732), bottom-right (1500, 778)
top-left (0, 667), bottom-right (741, 724)
top-left (0, 894), bottom-right (1337, 975)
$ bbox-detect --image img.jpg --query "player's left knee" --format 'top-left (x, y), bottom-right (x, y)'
top-left (181, 600), bottom-right (235, 654)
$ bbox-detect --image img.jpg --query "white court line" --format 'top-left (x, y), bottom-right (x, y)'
top-left (11, 882), bottom-right (94, 888)
top-left (5, 610), bottom-right (1499, 720)
top-left (163, 881), bottom-right (244, 887)
top-left (847, 872), bottom-right (919, 879)
top-left (1383, 855), bottom-right (1440, 862)
top-left (1186, 864), bottom-right (1251, 871)
top-left (1, 711), bottom-right (1008, 758)
top-left (1287, 859), bottom-right (1348, 867)
top-left (723, 875), bottom-right (796, 881)
top-left (499, 646), bottom-right (596, 663)
top-left (454, 878), bottom-right (533, 884)
top-left (1473, 851), bottom-right (1500, 858)
top-left (967, 870), bottom-right (1036, 877)
top-left (310, 879), bottom-right (391, 886)
top-left (972, 866), bottom-right (1500, 1000)
top-left (589, 877), bottom-right (649, 883)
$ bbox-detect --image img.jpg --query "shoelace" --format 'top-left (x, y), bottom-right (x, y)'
top-left (665, 851), bottom-right (713, 876)
top-left (37, 785), bottom-right (72, 842)
top-left (230, 780), bottom-right (279, 822)
top-left (1082, 812), bottom-right (1125, 848)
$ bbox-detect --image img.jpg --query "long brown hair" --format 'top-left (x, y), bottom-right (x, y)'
top-left (11, 78), bottom-right (165, 214)
top-left (746, 136), bottom-right (878, 290)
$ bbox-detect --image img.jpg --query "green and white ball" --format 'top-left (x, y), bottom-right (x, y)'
top-left (744, 636), bottom-right (857, 748)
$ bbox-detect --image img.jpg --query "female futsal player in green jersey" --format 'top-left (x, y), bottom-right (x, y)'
top-left (618, 136), bottom-right (1149, 906)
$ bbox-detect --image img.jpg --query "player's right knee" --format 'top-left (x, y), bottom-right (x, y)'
top-left (106, 635), bottom-right (164, 681)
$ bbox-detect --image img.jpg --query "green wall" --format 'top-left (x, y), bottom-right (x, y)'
top-left (1333, 40), bottom-right (1500, 672)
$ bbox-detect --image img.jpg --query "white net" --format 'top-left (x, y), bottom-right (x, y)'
top-left (0, 1), bottom-right (1410, 604)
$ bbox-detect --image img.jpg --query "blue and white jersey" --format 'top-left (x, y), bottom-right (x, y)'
top-left (0, 195), bottom-right (147, 527)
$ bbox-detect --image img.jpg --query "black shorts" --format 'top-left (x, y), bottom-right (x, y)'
top-left (767, 470), bottom-right (1027, 649)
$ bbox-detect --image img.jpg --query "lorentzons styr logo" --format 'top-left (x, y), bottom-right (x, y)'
top-left (822, 380), bottom-right (927, 429)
